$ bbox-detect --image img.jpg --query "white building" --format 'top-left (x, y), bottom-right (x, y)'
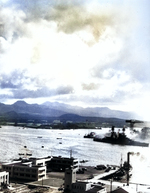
top-left (53, 120), bottom-right (62, 124)
top-left (72, 182), bottom-right (107, 193)
top-left (64, 167), bottom-right (106, 193)
top-left (0, 171), bottom-right (9, 187)
top-left (1, 157), bottom-right (51, 181)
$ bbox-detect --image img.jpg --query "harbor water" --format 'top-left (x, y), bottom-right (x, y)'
top-left (0, 126), bottom-right (150, 185)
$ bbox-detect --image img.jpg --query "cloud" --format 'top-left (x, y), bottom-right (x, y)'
top-left (11, 85), bottom-right (73, 99)
top-left (0, 0), bottom-right (150, 120)
top-left (0, 70), bottom-right (26, 89)
top-left (0, 70), bottom-right (74, 100)
top-left (0, 6), bottom-right (27, 42)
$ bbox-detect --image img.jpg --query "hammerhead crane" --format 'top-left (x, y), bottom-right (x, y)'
top-left (126, 119), bottom-right (144, 130)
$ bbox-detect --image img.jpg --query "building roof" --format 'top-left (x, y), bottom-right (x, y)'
top-left (52, 156), bottom-right (78, 161)
top-left (112, 187), bottom-right (128, 193)
top-left (2, 157), bottom-right (49, 168)
top-left (86, 186), bottom-right (105, 193)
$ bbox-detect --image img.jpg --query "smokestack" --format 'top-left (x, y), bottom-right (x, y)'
top-left (126, 152), bottom-right (140, 186)
top-left (127, 152), bottom-right (130, 186)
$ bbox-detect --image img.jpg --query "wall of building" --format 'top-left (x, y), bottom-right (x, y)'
top-left (64, 167), bottom-right (76, 191)
top-left (47, 156), bottom-right (79, 172)
top-left (0, 171), bottom-right (9, 187)
top-left (2, 160), bottom-right (46, 181)
top-left (72, 182), bottom-right (91, 193)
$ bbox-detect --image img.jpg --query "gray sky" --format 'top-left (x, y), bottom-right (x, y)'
top-left (0, 0), bottom-right (150, 120)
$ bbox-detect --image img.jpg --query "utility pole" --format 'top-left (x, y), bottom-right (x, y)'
top-left (70, 149), bottom-right (72, 158)
top-left (110, 178), bottom-right (113, 193)
top-left (127, 152), bottom-right (131, 186)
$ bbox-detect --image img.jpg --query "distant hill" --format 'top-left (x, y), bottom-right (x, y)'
top-left (0, 101), bottom-right (65, 117)
top-left (42, 101), bottom-right (138, 119)
top-left (59, 113), bottom-right (126, 127)
top-left (0, 100), bottom-right (138, 120)
top-left (0, 100), bottom-right (140, 127)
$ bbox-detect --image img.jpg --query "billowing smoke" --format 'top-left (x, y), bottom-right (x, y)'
top-left (82, 83), bottom-right (100, 91)
top-left (0, 1), bottom-right (131, 48)
top-left (46, 4), bottom-right (116, 44)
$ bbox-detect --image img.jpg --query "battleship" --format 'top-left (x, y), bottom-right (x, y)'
top-left (93, 126), bottom-right (149, 147)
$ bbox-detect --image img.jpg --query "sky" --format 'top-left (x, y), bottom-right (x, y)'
top-left (0, 0), bottom-right (150, 120)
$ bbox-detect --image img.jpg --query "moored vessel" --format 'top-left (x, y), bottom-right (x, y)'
top-left (93, 126), bottom-right (149, 147)
top-left (84, 132), bottom-right (96, 138)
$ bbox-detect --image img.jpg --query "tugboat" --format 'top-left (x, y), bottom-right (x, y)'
top-left (93, 126), bottom-right (149, 147)
top-left (84, 132), bottom-right (96, 138)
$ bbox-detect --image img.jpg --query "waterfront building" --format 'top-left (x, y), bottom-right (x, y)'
top-left (66, 121), bottom-right (73, 124)
top-left (76, 122), bottom-right (96, 129)
top-left (47, 156), bottom-right (79, 172)
top-left (64, 167), bottom-right (106, 193)
top-left (72, 182), bottom-right (107, 193)
top-left (64, 167), bottom-right (76, 191)
top-left (0, 171), bottom-right (9, 188)
top-left (53, 120), bottom-right (61, 124)
top-left (1, 157), bottom-right (51, 181)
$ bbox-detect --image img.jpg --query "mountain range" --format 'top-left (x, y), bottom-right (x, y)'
top-left (0, 100), bottom-right (138, 121)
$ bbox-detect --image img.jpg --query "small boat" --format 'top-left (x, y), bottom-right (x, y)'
top-left (18, 153), bottom-right (24, 156)
top-left (26, 153), bottom-right (32, 156)
top-left (84, 132), bottom-right (96, 138)
top-left (80, 160), bottom-right (89, 163)
top-left (37, 136), bottom-right (42, 138)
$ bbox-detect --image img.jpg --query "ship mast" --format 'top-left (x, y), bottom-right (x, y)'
top-left (120, 154), bottom-right (123, 168)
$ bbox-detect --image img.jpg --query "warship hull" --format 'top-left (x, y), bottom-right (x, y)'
top-left (93, 136), bottom-right (149, 147)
